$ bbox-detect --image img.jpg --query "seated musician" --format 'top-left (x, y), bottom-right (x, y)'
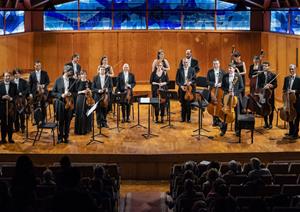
top-left (52, 65), bottom-right (76, 144)
top-left (150, 61), bottom-right (169, 123)
top-left (13, 69), bottom-right (29, 133)
top-left (176, 58), bottom-right (196, 123)
top-left (283, 64), bottom-right (300, 140)
top-left (220, 63), bottom-right (244, 137)
top-left (92, 66), bottom-right (113, 128)
top-left (206, 59), bottom-right (225, 126)
top-left (116, 63), bottom-right (136, 123)
top-left (257, 61), bottom-right (277, 129)
top-left (0, 72), bottom-right (18, 143)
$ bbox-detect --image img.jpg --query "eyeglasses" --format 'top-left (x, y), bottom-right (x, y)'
top-left (290, 68), bottom-right (295, 70)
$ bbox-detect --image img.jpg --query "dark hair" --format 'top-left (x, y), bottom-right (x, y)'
top-left (59, 155), bottom-right (71, 169)
top-left (13, 69), bottom-right (22, 75)
top-left (228, 63), bottom-right (236, 68)
top-left (94, 165), bottom-right (106, 179)
top-left (233, 51), bottom-right (241, 57)
top-left (253, 55), bottom-right (260, 61)
top-left (72, 53), bottom-right (80, 60)
top-left (157, 49), bottom-right (164, 59)
top-left (263, 61), bottom-right (270, 66)
top-left (34, 60), bottom-right (41, 65)
top-left (100, 56), bottom-right (108, 65)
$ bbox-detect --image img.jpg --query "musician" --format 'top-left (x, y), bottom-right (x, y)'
top-left (150, 61), bottom-right (169, 123)
top-left (206, 59), bottom-right (225, 126)
top-left (257, 61), bottom-right (277, 129)
top-left (65, 53), bottom-right (81, 78)
top-left (220, 63), bottom-right (244, 136)
top-left (179, 49), bottom-right (200, 74)
top-left (52, 65), bottom-right (76, 143)
top-left (100, 56), bottom-right (114, 77)
top-left (116, 63), bottom-right (136, 123)
top-left (176, 58), bottom-right (196, 123)
top-left (74, 70), bottom-right (92, 135)
top-left (151, 49), bottom-right (170, 73)
top-left (283, 64), bottom-right (300, 140)
top-left (0, 72), bottom-right (18, 143)
top-left (92, 66), bottom-right (113, 128)
top-left (29, 60), bottom-right (50, 123)
top-left (13, 69), bottom-right (29, 133)
top-left (249, 56), bottom-right (263, 94)
top-left (233, 51), bottom-right (247, 97)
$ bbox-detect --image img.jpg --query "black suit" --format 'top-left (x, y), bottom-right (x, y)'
top-left (14, 78), bottom-right (29, 132)
top-left (92, 75), bottom-right (113, 126)
top-left (283, 75), bottom-right (300, 137)
top-left (249, 64), bottom-right (263, 94)
top-left (116, 72), bottom-right (136, 121)
top-left (52, 77), bottom-right (77, 142)
top-left (65, 62), bottom-right (81, 77)
top-left (0, 82), bottom-right (18, 142)
top-left (179, 58), bottom-right (200, 73)
top-left (257, 71), bottom-right (277, 127)
top-left (176, 67), bottom-right (196, 122)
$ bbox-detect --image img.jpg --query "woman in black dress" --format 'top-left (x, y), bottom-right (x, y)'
top-left (74, 70), bottom-right (92, 135)
top-left (150, 61), bottom-right (169, 123)
top-left (233, 51), bottom-right (247, 97)
top-left (151, 49), bottom-right (170, 73)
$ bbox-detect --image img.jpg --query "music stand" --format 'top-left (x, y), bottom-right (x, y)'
top-left (23, 113), bottom-right (35, 143)
top-left (130, 94), bottom-right (147, 129)
top-left (193, 90), bottom-right (210, 133)
top-left (110, 92), bottom-right (126, 132)
top-left (140, 97), bottom-right (159, 139)
top-left (86, 101), bottom-right (106, 145)
top-left (161, 90), bottom-right (175, 129)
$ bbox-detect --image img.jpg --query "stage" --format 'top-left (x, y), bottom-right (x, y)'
top-left (0, 85), bottom-right (299, 179)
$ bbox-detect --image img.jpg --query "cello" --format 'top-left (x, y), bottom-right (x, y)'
top-left (279, 90), bottom-right (297, 122)
top-left (249, 50), bottom-right (264, 94)
top-left (207, 76), bottom-right (223, 119)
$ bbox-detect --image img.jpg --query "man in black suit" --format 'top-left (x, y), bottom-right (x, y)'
top-left (283, 64), bottom-right (300, 140)
top-left (176, 58), bottom-right (196, 123)
top-left (0, 72), bottom-right (18, 143)
top-left (65, 53), bottom-right (81, 79)
top-left (29, 60), bottom-right (50, 122)
top-left (116, 63), bottom-right (136, 123)
top-left (206, 59), bottom-right (225, 126)
top-left (52, 65), bottom-right (76, 144)
top-left (179, 49), bottom-right (200, 74)
top-left (257, 61), bottom-right (277, 129)
top-left (13, 69), bottom-right (28, 133)
top-left (220, 63), bottom-right (244, 136)
top-left (92, 66), bottom-right (113, 128)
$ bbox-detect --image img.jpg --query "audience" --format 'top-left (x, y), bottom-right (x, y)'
top-left (248, 157), bottom-right (272, 180)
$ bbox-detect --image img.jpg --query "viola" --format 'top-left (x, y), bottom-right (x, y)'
top-left (100, 89), bottom-right (109, 108)
top-left (183, 79), bottom-right (194, 102)
top-left (85, 88), bottom-right (95, 107)
top-left (279, 91), bottom-right (297, 122)
top-left (65, 94), bottom-right (74, 110)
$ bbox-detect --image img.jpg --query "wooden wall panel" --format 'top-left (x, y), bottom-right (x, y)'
top-left (88, 33), bottom-right (103, 80)
top-left (276, 36), bottom-right (287, 100)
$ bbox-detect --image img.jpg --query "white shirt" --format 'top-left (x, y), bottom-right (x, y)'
top-left (214, 68), bottom-right (220, 86)
top-left (14, 78), bottom-right (19, 89)
top-left (72, 62), bottom-right (77, 73)
top-left (264, 71), bottom-right (268, 85)
top-left (35, 70), bottom-right (41, 83)
top-left (4, 82), bottom-right (9, 94)
top-left (63, 76), bottom-right (69, 93)
top-left (290, 75), bottom-right (296, 90)
top-left (229, 73), bottom-right (235, 91)
top-left (124, 71), bottom-right (129, 84)
top-left (186, 57), bottom-right (192, 68)
top-left (100, 75), bottom-right (105, 89)
top-left (184, 68), bottom-right (189, 82)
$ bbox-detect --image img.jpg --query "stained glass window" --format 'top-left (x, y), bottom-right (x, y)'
top-left (80, 11), bottom-right (112, 30)
top-left (5, 11), bottom-right (25, 34)
top-left (183, 11), bottom-right (215, 30)
top-left (270, 10), bottom-right (289, 33)
top-left (289, 10), bottom-right (300, 35)
top-left (0, 11), bottom-right (4, 35)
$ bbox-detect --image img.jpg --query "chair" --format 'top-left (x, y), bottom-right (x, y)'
top-left (237, 114), bottom-right (255, 143)
top-left (224, 175), bottom-right (248, 185)
top-left (272, 207), bottom-right (300, 212)
top-left (229, 185), bottom-right (245, 197)
top-left (267, 163), bottom-right (289, 175)
top-left (32, 107), bottom-right (58, 146)
top-left (274, 174), bottom-right (298, 185)
top-left (289, 163), bottom-right (300, 174)
top-left (256, 185), bottom-right (281, 196)
top-left (282, 184), bottom-right (300, 196)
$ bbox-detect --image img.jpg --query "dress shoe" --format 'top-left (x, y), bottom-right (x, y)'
top-left (290, 135), bottom-right (299, 140)
top-left (0, 140), bottom-right (7, 144)
top-left (180, 119), bottom-right (185, 122)
top-left (103, 123), bottom-right (109, 128)
top-left (187, 120), bottom-right (191, 123)
top-left (268, 125), bottom-right (273, 129)
top-left (121, 119), bottom-right (125, 123)
top-left (126, 118), bottom-right (131, 123)
top-left (263, 124), bottom-right (269, 129)
top-left (235, 132), bottom-right (240, 137)
top-left (220, 131), bottom-right (225, 137)
top-left (285, 133), bottom-right (292, 136)
top-left (8, 140), bottom-right (15, 144)
top-left (64, 138), bottom-right (69, 144)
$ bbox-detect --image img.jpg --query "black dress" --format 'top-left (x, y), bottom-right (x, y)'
top-left (234, 61), bottom-right (246, 97)
top-left (74, 80), bottom-right (92, 135)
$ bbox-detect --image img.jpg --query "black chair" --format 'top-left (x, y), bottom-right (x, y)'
top-left (196, 76), bottom-right (208, 88)
top-left (237, 114), bottom-right (255, 143)
top-left (32, 107), bottom-right (58, 146)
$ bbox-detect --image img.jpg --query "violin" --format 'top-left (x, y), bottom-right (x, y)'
top-left (85, 88), bottom-right (95, 107)
top-left (99, 89), bottom-right (109, 108)
top-left (15, 94), bottom-right (27, 114)
top-left (279, 90), bottom-right (297, 122)
top-left (65, 94), bottom-right (74, 110)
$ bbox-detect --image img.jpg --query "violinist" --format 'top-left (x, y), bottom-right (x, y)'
top-left (249, 56), bottom-right (263, 94)
top-left (257, 61), bottom-right (277, 129)
top-left (219, 63), bottom-right (244, 137)
top-left (150, 61), bottom-right (169, 123)
top-left (13, 69), bottom-right (28, 133)
top-left (74, 70), bottom-right (93, 135)
top-left (176, 58), bottom-right (196, 123)
top-left (65, 53), bottom-right (81, 79)
top-left (52, 65), bottom-right (76, 144)
top-left (233, 51), bottom-right (247, 97)
top-left (92, 66), bottom-right (113, 128)
top-left (283, 64), bottom-right (300, 140)
top-left (206, 59), bottom-right (225, 126)
top-left (151, 49), bottom-right (170, 73)
top-left (29, 60), bottom-right (50, 123)
top-left (0, 72), bottom-right (18, 144)
top-left (116, 63), bottom-right (136, 123)
top-left (100, 56), bottom-right (114, 112)
top-left (179, 49), bottom-right (200, 74)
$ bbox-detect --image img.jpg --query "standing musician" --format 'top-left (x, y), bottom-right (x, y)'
top-left (150, 61), bottom-right (169, 123)
top-left (249, 56), bottom-right (263, 94)
top-left (29, 60), bottom-right (50, 123)
top-left (100, 56), bottom-right (114, 77)
top-left (92, 66), bottom-right (113, 128)
top-left (206, 59), bottom-right (225, 126)
top-left (13, 69), bottom-right (29, 133)
top-left (176, 58), bottom-right (196, 123)
top-left (283, 64), bottom-right (300, 140)
top-left (74, 70), bottom-right (93, 135)
top-left (179, 49), bottom-right (200, 74)
top-left (52, 65), bottom-right (76, 144)
top-left (151, 49), bottom-right (170, 73)
top-left (0, 72), bottom-right (18, 143)
top-left (232, 51), bottom-right (247, 97)
top-left (257, 61), bottom-right (278, 129)
top-left (219, 63), bottom-right (244, 137)
top-left (65, 53), bottom-right (81, 79)
top-left (116, 63), bottom-right (136, 123)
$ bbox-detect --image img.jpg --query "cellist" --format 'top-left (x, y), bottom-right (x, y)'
top-left (283, 64), bottom-right (300, 140)
top-left (206, 59), bottom-right (225, 126)
top-left (219, 63), bottom-right (244, 137)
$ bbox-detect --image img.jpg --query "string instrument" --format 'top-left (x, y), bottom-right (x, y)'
top-left (85, 88), bottom-right (95, 107)
top-left (15, 94), bottom-right (27, 114)
top-left (36, 83), bottom-right (48, 103)
top-left (250, 49), bottom-right (264, 94)
top-left (5, 98), bottom-right (15, 125)
top-left (183, 73), bottom-right (195, 101)
top-left (64, 79), bottom-right (77, 111)
top-left (126, 87), bottom-right (132, 103)
top-left (157, 79), bottom-right (167, 104)
top-left (99, 75), bottom-right (109, 109)
top-left (279, 90), bottom-right (297, 122)
top-left (207, 84), bottom-right (224, 118)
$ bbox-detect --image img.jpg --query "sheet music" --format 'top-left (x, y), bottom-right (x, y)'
top-left (140, 97), bottom-right (150, 103)
top-left (86, 101), bottom-right (99, 117)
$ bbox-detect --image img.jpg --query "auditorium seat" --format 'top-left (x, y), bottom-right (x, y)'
top-left (272, 207), bottom-right (300, 212)
top-left (229, 185), bottom-right (245, 197)
top-left (282, 184), bottom-right (300, 196)
top-left (1, 165), bottom-right (15, 177)
top-left (261, 175), bottom-right (273, 184)
top-left (36, 184), bottom-right (56, 198)
top-left (267, 163), bottom-right (289, 175)
top-left (289, 163), bottom-right (300, 174)
top-left (256, 185), bottom-right (281, 196)
top-left (236, 196), bottom-right (264, 208)
top-left (224, 175), bottom-right (248, 185)
top-left (274, 174), bottom-right (298, 185)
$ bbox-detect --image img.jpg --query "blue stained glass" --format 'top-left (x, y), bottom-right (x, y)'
top-left (5, 11), bottom-right (25, 34)
top-left (114, 11), bottom-right (146, 29)
top-left (80, 11), bottom-right (112, 29)
top-left (270, 10), bottom-right (289, 33)
top-left (183, 0), bottom-right (215, 10)
top-left (79, 0), bottom-right (112, 10)
top-left (217, 0), bottom-right (236, 10)
top-left (114, 0), bottom-right (146, 10)
top-left (216, 11), bottom-right (250, 30)
top-left (44, 11), bottom-right (78, 30)
top-left (290, 10), bottom-right (300, 35)
top-left (54, 0), bottom-right (78, 10)
top-left (148, 11), bottom-right (181, 29)
top-left (183, 11), bottom-right (214, 29)
top-left (0, 11), bottom-right (4, 35)
top-left (148, 0), bottom-right (182, 10)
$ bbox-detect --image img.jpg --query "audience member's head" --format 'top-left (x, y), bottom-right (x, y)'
top-left (228, 160), bottom-right (239, 174)
top-left (242, 163), bottom-right (253, 175)
top-left (94, 165), bottom-right (106, 179)
top-left (184, 161), bottom-right (197, 173)
top-left (250, 157), bottom-right (262, 170)
top-left (206, 168), bottom-right (219, 182)
top-left (192, 200), bottom-right (207, 212)
top-left (42, 168), bottom-right (55, 184)
top-left (213, 179), bottom-right (228, 197)
top-left (184, 170), bottom-right (195, 181)
top-left (59, 155), bottom-right (71, 170)
top-left (207, 161), bottom-right (220, 171)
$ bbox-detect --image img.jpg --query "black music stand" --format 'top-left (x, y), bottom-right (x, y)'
top-left (161, 90), bottom-right (175, 129)
top-left (110, 92), bottom-right (126, 132)
top-left (86, 101), bottom-right (106, 145)
top-left (23, 113), bottom-right (35, 143)
top-left (130, 94), bottom-right (147, 129)
top-left (141, 97), bottom-right (159, 139)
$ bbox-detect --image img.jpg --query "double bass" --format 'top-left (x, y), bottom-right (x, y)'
top-left (279, 90), bottom-right (297, 122)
